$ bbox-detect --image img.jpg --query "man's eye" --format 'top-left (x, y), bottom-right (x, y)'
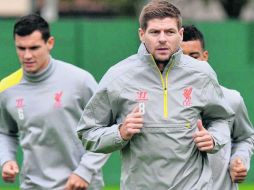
top-left (191, 56), bottom-right (199, 59)
top-left (166, 31), bottom-right (175, 35)
top-left (150, 31), bottom-right (159, 34)
top-left (17, 47), bottom-right (25, 50)
top-left (30, 47), bottom-right (39, 50)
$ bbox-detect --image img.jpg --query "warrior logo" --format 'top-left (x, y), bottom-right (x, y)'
top-left (183, 87), bottom-right (192, 106)
top-left (136, 90), bottom-right (148, 115)
top-left (16, 98), bottom-right (24, 120)
top-left (136, 91), bottom-right (148, 101)
top-left (54, 91), bottom-right (63, 108)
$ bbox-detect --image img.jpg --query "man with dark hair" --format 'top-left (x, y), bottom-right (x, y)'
top-left (181, 25), bottom-right (207, 60)
top-left (77, 1), bottom-right (234, 189)
top-left (181, 24), bottom-right (254, 190)
top-left (0, 14), bottom-right (108, 190)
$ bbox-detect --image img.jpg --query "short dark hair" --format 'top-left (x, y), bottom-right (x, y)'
top-left (139, 0), bottom-right (182, 30)
top-left (13, 14), bottom-right (50, 42)
top-left (183, 25), bottom-right (205, 49)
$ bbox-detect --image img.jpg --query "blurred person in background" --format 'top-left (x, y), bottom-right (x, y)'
top-left (0, 14), bottom-right (108, 190)
top-left (181, 24), bottom-right (254, 190)
top-left (77, 1), bottom-right (234, 189)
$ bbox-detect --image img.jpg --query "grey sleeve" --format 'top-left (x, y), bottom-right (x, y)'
top-left (77, 89), bottom-right (128, 154)
top-left (81, 72), bottom-right (98, 105)
top-left (201, 79), bottom-right (234, 153)
top-left (0, 95), bottom-right (19, 166)
top-left (73, 72), bottom-right (112, 182)
top-left (73, 151), bottom-right (110, 183)
top-left (230, 95), bottom-right (254, 170)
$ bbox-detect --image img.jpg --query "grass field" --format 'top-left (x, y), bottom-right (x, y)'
top-left (103, 184), bottom-right (254, 190)
top-left (238, 184), bottom-right (254, 190)
top-left (1, 184), bottom-right (254, 190)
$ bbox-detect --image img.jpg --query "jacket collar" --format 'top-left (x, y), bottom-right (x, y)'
top-left (23, 56), bottom-right (55, 83)
top-left (137, 43), bottom-right (182, 69)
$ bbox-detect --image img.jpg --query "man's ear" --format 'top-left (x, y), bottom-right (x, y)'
top-left (47, 36), bottom-right (55, 50)
top-left (138, 28), bottom-right (145, 43)
top-left (203, 50), bottom-right (209, 61)
top-left (179, 27), bottom-right (184, 41)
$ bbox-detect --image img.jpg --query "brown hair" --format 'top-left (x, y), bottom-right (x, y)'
top-left (139, 0), bottom-right (182, 30)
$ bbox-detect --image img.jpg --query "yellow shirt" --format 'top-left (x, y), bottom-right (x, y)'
top-left (0, 69), bottom-right (23, 92)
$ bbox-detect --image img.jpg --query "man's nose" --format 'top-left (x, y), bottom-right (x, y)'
top-left (158, 32), bottom-right (166, 42)
top-left (24, 49), bottom-right (32, 59)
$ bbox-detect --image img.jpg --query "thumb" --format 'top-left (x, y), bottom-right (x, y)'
top-left (197, 119), bottom-right (205, 131)
top-left (10, 162), bottom-right (19, 173)
top-left (131, 105), bottom-right (140, 113)
top-left (13, 164), bottom-right (19, 173)
top-left (235, 158), bottom-right (242, 165)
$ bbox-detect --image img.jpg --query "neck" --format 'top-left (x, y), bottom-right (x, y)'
top-left (156, 60), bottom-right (169, 72)
top-left (23, 58), bottom-right (54, 82)
top-left (157, 63), bottom-right (165, 72)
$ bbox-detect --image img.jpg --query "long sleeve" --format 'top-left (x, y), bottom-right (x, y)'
top-left (0, 93), bottom-right (19, 167)
top-left (229, 94), bottom-right (254, 170)
top-left (77, 89), bottom-right (128, 154)
top-left (201, 78), bottom-right (234, 153)
top-left (72, 71), bottom-right (113, 182)
top-left (74, 151), bottom-right (110, 183)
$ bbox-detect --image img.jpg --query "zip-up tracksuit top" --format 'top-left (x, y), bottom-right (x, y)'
top-left (208, 86), bottom-right (254, 190)
top-left (0, 58), bottom-right (109, 190)
top-left (77, 44), bottom-right (234, 190)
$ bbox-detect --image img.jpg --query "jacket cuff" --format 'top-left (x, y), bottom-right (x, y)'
top-left (0, 156), bottom-right (16, 167)
top-left (73, 164), bottom-right (93, 184)
top-left (208, 135), bottom-right (225, 154)
top-left (116, 124), bottom-right (129, 148)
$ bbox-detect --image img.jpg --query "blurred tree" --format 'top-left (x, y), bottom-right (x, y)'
top-left (95, 0), bottom-right (250, 18)
top-left (57, 0), bottom-right (251, 19)
top-left (96, 0), bottom-right (147, 16)
top-left (219, 0), bottom-right (249, 18)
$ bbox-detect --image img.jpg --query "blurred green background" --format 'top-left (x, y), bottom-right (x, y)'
top-left (0, 18), bottom-right (254, 189)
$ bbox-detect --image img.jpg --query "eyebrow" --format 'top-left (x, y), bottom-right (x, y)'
top-left (16, 45), bottom-right (41, 50)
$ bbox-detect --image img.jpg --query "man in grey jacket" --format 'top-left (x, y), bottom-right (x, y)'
top-left (0, 14), bottom-right (108, 190)
top-left (181, 24), bottom-right (254, 190)
top-left (77, 1), bottom-right (234, 189)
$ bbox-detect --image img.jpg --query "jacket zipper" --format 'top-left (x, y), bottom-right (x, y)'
top-left (151, 56), bottom-right (174, 118)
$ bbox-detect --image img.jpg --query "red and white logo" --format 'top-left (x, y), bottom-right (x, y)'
top-left (54, 91), bottom-right (63, 108)
top-left (16, 98), bottom-right (24, 108)
top-left (136, 90), bottom-right (148, 101)
top-left (136, 90), bottom-right (148, 115)
top-left (16, 98), bottom-right (25, 120)
top-left (183, 87), bottom-right (192, 106)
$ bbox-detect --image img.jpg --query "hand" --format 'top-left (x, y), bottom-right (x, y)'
top-left (119, 105), bottom-right (144, 140)
top-left (230, 158), bottom-right (247, 183)
top-left (193, 119), bottom-right (214, 152)
top-left (64, 173), bottom-right (89, 190)
top-left (2, 160), bottom-right (19, 183)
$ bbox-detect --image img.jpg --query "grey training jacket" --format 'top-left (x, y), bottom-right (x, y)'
top-left (208, 86), bottom-right (254, 190)
top-left (0, 58), bottom-right (109, 190)
top-left (77, 44), bottom-right (234, 190)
